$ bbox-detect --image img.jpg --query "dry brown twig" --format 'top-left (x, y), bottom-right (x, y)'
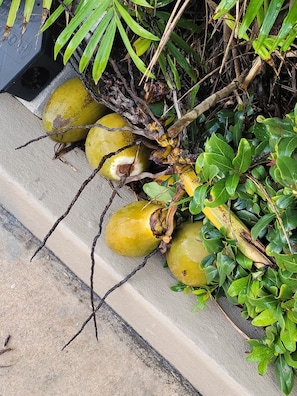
top-left (141, 0), bottom-right (192, 83)
top-left (30, 143), bottom-right (137, 261)
top-left (62, 248), bottom-right (159, 350)
top-left (167, 72), bottom-right (247, 139)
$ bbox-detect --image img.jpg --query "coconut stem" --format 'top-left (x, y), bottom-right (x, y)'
top-left (178, 166), bottom-right (274, 268)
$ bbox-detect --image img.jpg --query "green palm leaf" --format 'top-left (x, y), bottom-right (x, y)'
top-left (79, 8), bottom-right (114, 73)
top-left (254, 0), bottom-right (285, 48)
top-left (114, 12), bottom-right (155, 78)
top-left (275, 0), bottom-right (297, 51)
top-left (214, 0), bottom-right (237, 20)
top-left (216, 0), bottom-right (297, 60)
top-left (41, 0), bottom-right (73, 32)
top-left (63, 0), bottom-right (112, 64)
top-left (114, 0), bottom-right (159, 40)
top-left (92, 17), bottom-right (116, 83)
top-left (238, 0), bottom-right (264, 39)
top-left (130, 0), bottom-right (153, 8)
top-left (22, 0), bottom-right (35, 32)
top-left (167, 41), bottom-right (197, 82)
top-left (54, 0), bottom-right (108, 59)
top-left (5, 0), bottom-right (21, 34)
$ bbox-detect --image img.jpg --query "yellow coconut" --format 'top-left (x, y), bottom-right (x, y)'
top-left (85, 113), bottom-right (151, 181)
top-left (166, 221), bottom-right (209, 286)
top-left (42, 77), bottom-right (107, 142)
top-left (105, 201), bottom-right (163, 257)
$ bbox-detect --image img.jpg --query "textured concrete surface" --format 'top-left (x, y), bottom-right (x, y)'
top-left (0, 204), bottom-right (199, 396)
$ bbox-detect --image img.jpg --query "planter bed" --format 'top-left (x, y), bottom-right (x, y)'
top-left (0, 69), bottom-right (289, 395)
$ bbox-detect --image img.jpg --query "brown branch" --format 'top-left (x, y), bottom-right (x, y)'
top-left (167, 74), bottom-right (246, 139)
top-left (141, 0), bottom-right (192, 83)
top-left (89, 181), bottom-right (125, 341)
top-left (30, 143), bottom-right (136, 261)
top-left (62, 248), bottom-right (159, 350)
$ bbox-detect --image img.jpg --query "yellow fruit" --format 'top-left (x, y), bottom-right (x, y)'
top-left (105, 201), bottom-right (162, 257)
top-left (166, 221), bottom-right (208, 286)
top-left (42, 77), bottom-right (107, 142)
top-left (85, 113), bottom-right (151, 181)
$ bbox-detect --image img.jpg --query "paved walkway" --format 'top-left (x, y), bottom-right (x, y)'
top-left (0, 204), bottom-right (199, 396)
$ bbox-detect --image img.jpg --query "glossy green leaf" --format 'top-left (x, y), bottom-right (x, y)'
top-left (281, 210), bottom-right (297, 231)
top-left (248, 295), bottom-right (277, 311)
top-left (277, 136), bottom-right (297, 157)
top-left (114, 0), bottom-right (159, 40)
top-left (251, 308), bottom-right (278, 326)
top-left (195, 154), bottom-right (220, 181)
top-left (203, 262), bottom-right (219, 284)
top-left (251, 165), bottom-right (267, 181)
top-left (200, 232), bottom-right (224, 255)
top-left (205, 133), bottom-right (234, 160)
top-left (236, 250), bottom-right (253, 270)
top-left (203, 153), bottom-right (233, 175)
top-left (225, 173), bottom-right (239, 196)
top-left (92, 17), bottom-right (116, 83)
top-left (189, 184), bottom-right (209, 215)
top-left (205, 179), bottom-right (230, 207)
top-left (274, 253), bottom-right (297, 273)
top-left (142, 181), bottom-right (175, 203)
top-left (276, 156), bottom-right (297, 185)
top-left (228, 275), bottom-right (250, 297)
top-left (257, 116), bottom-right (296, 140)
top-left (284, 351), bottom-right (297, 369)
top-left (278, 283), bottom-right (294, 301)
top-left (230, 110), bottom-right (245, 146)
top-left (232, 138), bottom-right (251, 173)
top-left (275, 355), bottom-right (295, 395)
top-left (235, 209), bottom-right (259, 226)
top-left (251, 213), bottom-right (275, 241)
top-left (216, 252), bottom-right (235, 286)
top-left (280, 315), bottom-right (297, 352)
top-left (246, 344), bottom-right (275, 375)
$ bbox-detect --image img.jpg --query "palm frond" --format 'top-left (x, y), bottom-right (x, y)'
top-left (214, 0), bottom-right (297, 60)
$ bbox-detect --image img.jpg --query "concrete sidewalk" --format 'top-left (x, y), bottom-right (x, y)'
top-left (0, 204), bottom-right (199, 396)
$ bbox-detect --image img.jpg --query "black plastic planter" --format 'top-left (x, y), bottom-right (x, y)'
top-left (0, 1), bottom-right (63, 101)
